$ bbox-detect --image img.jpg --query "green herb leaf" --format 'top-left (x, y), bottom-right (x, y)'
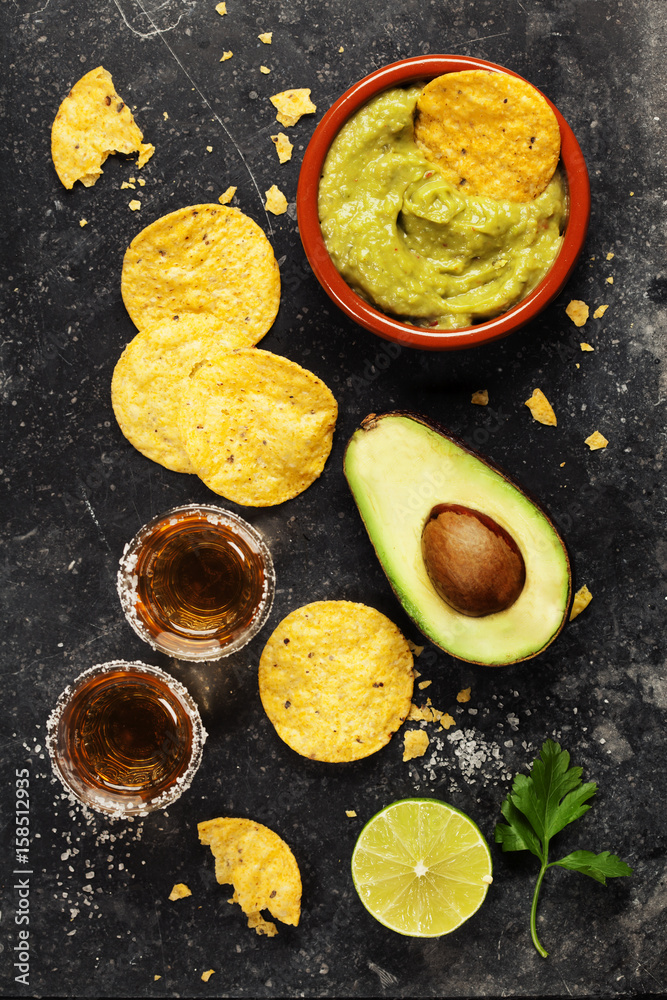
top-left (494, 740), bottom-right (633, 958)
top-left (553, 850), bottom-right (634, 884)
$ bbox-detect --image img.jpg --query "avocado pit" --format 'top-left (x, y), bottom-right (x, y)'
top-left (421, 504), bottom-right (526, 617)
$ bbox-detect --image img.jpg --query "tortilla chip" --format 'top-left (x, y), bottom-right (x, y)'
top-left (258, 601), bottom-right (414, 762)
top-left (259, 32), bottom-right (272, 43)
top-left (471, 389), bottom-right (489, 405)
top-left (270, 88), bottom-right (316, 127)
top-left (569, 584), bottom-right (593, 620)
top-left (51, 66), bottom-right (154, 189)
top-left (168, 883), bottom-right (191, 901)
top-left (566, 299), bottom-right (589, 327)
top-left (403, 730), bottom-right (429, 761)
top-left (111, 315), bottom-right (241, 473)
top-left (216, 2), bottom-right (226, 14)
top-left (525, 387), bottom-right (557, 426)
top-left (265, 184), bottom-right (288, 214)
top-left (178, 348), bottom-right (337, 506)
top-left (415, 70), bottom-right (560, 202)
top-left (121, 204), bottom-right (280, 344)
top-left (198, 817), bottom-right (301, 936)
top-left (271, 133), bottom-right (293, 163)
top-left (218, 185), bottom-right (237, 204)
top-left (585, 430), bottom-right (608, 450)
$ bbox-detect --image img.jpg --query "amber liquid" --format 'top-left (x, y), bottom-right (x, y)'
top-left (60, 669), bottom-right (194, 799)
top-left (133, 513), bottom-right (267, 648)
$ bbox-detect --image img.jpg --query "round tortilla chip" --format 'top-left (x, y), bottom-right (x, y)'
top-left (111, 314), bottom-right (238, 473)
top-left (415, 70), bottom-right (561, 202)
top-left (51, 66), bottom-right (154, 190)
top-left (121, 204), bottom-right (281, 344)
top-left (258, 601), bottom-right (414, 762)
top-left (178, 348), bottom-right (338, 506)
top-left (198, 817), bottom-right (301, 935)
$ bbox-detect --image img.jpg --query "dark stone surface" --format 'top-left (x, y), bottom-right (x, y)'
top-left (2, 0), bottom-right (666, 996)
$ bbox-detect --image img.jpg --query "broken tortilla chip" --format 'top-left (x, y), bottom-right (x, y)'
top-left (218, 185), bottom-right (237, 204)
top-left (198, 817), bottom-right (301, 936)
top-left (264, 184), bottom-right (288, 214)
top-left (569, 584), bottom-right (593, 620)
top-left (593, 304), bottom-right (609, 319)
top-left (525, 387), bottom-right (557, 426)
top-left (168, 883), bottom-right (191, 901)
top-left (403, 730), bottom-right (430, 761)
top-left (584, 430), bottom-right (608, 451)
top-left (270, 88), bottom-right (316, 127)
top-left (51, 66), bottom-right (154, 189)
top-left (566, 300), bottom-right (589, 327)
top-left (271, 132), bottom-right (293, 163)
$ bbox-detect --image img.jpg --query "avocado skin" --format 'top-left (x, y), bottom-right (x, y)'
top-left (344, 410), bottom-right (572, 666)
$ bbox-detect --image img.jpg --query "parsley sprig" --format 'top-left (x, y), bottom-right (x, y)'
top-left (495, 739), bottom-right (633, 958)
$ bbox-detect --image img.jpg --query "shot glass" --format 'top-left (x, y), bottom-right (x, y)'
top-left (46, 660), bottom-right (207, 817)
top-left (117, 505), bottom-right (275, 661)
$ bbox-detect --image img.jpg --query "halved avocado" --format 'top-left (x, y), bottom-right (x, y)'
top-left (344, 411), bottom-right (571, 666)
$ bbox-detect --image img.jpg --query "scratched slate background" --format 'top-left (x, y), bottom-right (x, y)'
top-left (2, 0), bottom-right (666, 996)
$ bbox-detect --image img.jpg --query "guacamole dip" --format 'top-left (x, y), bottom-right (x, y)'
top-left (318, 85), bottom-right (568, 329)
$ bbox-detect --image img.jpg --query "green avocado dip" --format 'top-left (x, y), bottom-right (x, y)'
top-left (317, 84), bottom-right (568, 329)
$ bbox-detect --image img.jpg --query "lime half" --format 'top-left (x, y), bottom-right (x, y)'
top-left (351, 798), bottom-right (492, 937)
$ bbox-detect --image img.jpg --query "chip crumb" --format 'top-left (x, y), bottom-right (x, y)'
top-left (138, 177), bottom-right (146, 186)
top-left (593, 304), bottom-right (609, 319)
top-left (560, 462), bottom-right (566, 467)
top-left (403, 729), bottom-right (430, 761)
top-left (585, 430), bottom-right (608, 451)
top-left (408, 703), bottom-right (433, 722)
top-left (339, 46), bottom-right (344, 52)
top-left (259, 31), bottom-right (273, 43)
top-left (471, 389), bottom-right (489, 405)
top-left (215, 2), bottom-right (226, 14)
top-left (218, 185), bottom-right (237, 204)
top-left (570, 584), bottom-right (593, 620)
top-left (206, 145), bottom-right (213, 153)
top-left (154, 975), bottom-right (161, 981)
top-left (606, 276), bottom-right (614, 284)
top-left (418, 680), bottom-right (432, 690)
top-left (128, 199), bottom-right (141, 211)
top-left (271, 132), bottom-right (293, 163)
top-left (525, 387), bottom-right (557, 426)
top-left (220, 51), bottom-right (233, 61)
top-left (440, 713), bottom-right (456, 730)
top-left (120, 181), bottom-right (135, 189)
top-left (407, 639), bottom-right (424, 656)
top-left (201, 970), bottom-right (215, 983)
top-left (566, 299), bottom-right (589, 327)
top-left (345, 810), bottom-right (357, 818)
top-left (270, 88), bottom-right (316, 127)
top-left (169, 883), bottom-right (192, 901)
top-left (163, 111), bottom-right (169, 119)
top-left (580, 342), bottom-right (594, 351)
top-left (264, 184), bottom-right (288, 215)
top-left (457, 687), bottom-right (471, 703)
top-left (481, 874), bottom-right (494, 884)
top-left (606, 252), bottom-right (614, 260)
top-left (79, 218), bottom-right (88, 227)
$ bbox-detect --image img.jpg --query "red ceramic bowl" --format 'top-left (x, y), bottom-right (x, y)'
top-left (297, 55), bottom-right (590, 351)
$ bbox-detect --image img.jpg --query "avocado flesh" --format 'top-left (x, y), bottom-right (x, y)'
top-left (344, 413), bottom-right (571, 666)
